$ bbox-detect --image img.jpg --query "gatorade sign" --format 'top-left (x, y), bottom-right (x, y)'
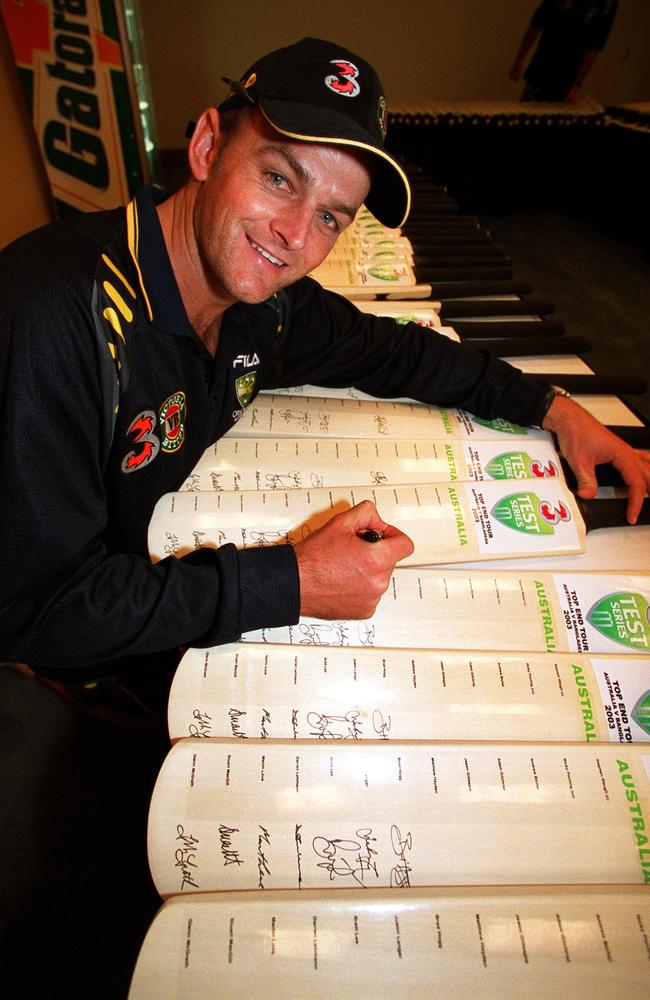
top-left (1, 0), bottom-right (147, 214)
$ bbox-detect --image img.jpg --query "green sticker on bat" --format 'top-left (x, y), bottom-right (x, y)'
top-left (587, 593), bottom-right (650, 651)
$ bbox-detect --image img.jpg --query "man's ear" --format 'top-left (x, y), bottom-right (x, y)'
top-left (188, 108), bottom-right (222, 182)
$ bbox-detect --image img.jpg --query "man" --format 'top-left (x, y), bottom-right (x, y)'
top-left (1, 37), bottom-right (647, 712)
top-left (510, 0), bottom-right (619, 102)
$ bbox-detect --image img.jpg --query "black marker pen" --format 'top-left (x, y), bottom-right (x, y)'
top-left (358, 529), bottom-right (383, 543)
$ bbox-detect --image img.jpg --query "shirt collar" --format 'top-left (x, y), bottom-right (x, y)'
top-left (127, 185), bottom-right (195, 337)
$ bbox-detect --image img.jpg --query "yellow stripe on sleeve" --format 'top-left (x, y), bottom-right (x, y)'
top-left (101, 254), bottom-right (136, 299)
top-left (103, 306), bottom-right (126, 344)
top-left (103, 282), bottom-right (133, 323)
top-left (126, 198), bottom-right (154, 322)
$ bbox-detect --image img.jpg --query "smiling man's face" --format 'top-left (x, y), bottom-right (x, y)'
top-left (191, 108), bottom-right (372, 306)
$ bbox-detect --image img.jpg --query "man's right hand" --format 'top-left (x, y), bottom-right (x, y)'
top-left (293, 500), bottom-right (414, 620)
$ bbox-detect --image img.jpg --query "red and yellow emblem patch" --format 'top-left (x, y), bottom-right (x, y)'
top-left (159, 391), bottom-right (186, 453)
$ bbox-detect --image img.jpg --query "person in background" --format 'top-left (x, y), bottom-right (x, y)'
top-left (510, 0), bottom-right (619, 102)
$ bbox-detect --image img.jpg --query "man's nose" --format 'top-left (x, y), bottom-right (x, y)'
top-left (271, 200), bottom-right (312, 250)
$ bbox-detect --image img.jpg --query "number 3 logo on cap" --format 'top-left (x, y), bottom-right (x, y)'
top-left (325, 60), bottom-right (360, 97)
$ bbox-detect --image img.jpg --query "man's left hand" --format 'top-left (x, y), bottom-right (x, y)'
top-left (543, 395), bottom-right (650, 524)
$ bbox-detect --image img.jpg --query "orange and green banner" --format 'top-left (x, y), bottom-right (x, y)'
top-left (1, 0), bottom-right (149, 215)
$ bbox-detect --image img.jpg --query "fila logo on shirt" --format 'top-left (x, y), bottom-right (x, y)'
top-left (233, 353), bottom-right (260, 368)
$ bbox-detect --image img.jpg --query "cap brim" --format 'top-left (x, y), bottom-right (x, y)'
top-left (258, 99), bottom-right (410, 229)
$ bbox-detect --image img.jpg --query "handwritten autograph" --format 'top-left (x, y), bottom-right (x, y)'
top-left (264, 472), bottom-right (302, 489)
top-left (164, 531), bottom-right (180, 555)
top-left (390, 825), bottom-right (413, 888)
top-left (219, 824), bottom-right (243, 867)
top-left (257, 825), bottom-right (271, 889)
top-left (307, 710), bottom-right (364, 740)
top-left (188, 707), bottom-right (212, 738)
top-left (312, 828), bottom-right (379, 886)
top-left (260, 708), bottom-right (271, 739)
top-left (372, 710), bottom-right (391, 739)
top-left (175, 824), bottom-right (200, 891)
top-left (242, 529), bottom-right (290, 548)
top-left (298, 622), bottom-right (351, 646)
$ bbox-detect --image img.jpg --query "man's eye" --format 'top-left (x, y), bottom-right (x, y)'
top-left (320, 211), bottom-right (338, 231)
top-left (268, 172), bottom-right (286, 188)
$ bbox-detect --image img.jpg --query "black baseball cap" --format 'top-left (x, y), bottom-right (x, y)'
top-left (215, 37), bottom-right (411, 229)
